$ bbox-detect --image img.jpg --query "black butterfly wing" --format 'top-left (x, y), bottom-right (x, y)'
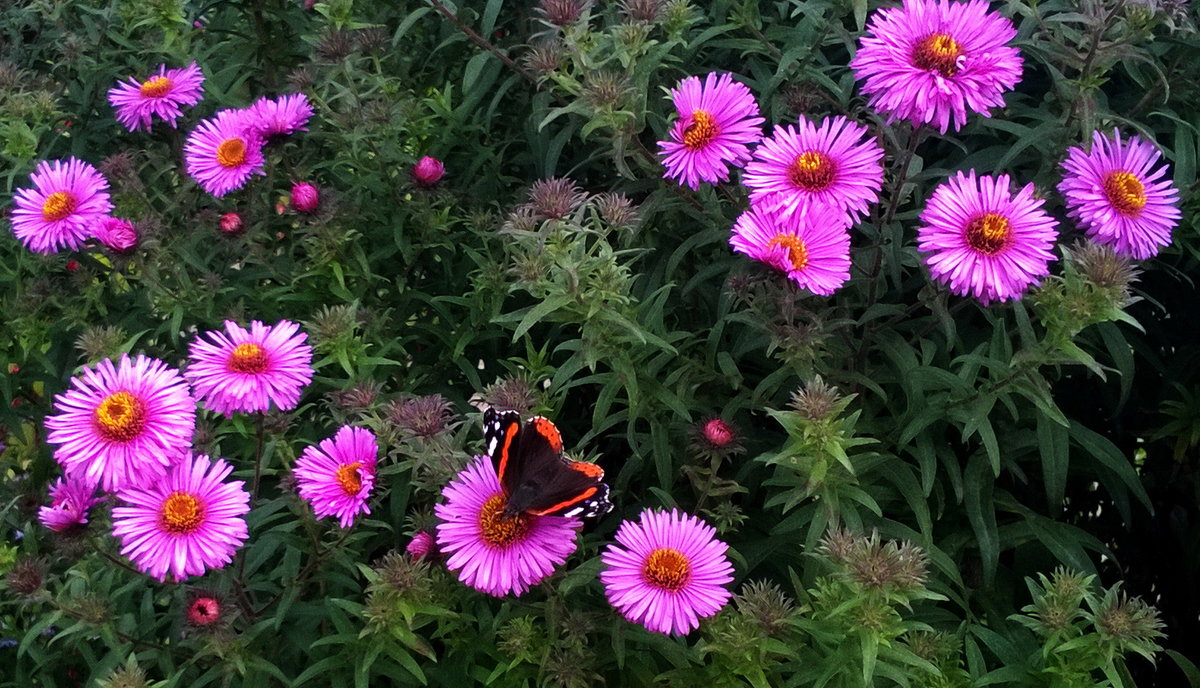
top-left (484, 407), bottom-right (522, 485)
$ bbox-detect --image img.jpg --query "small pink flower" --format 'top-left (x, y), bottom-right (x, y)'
top-left (187, 596), bottom-right (222, 626)
top-left (95, 216), bottom-right (138, 253)
top-left (219, 212), bottom-right (244, 235)
top-left (702, 418), bottom-right (735, 448)
top-left (406, 531), bottom-right (438, 560)
top-left (290, 181), bottom-right (320, 214)
top-left (412, 156), bottom-right (445, 188)
top-left (38, 475), bottom-right (103, 533)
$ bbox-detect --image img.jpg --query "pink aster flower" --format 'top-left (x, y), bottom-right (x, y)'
top-left (38, 475), bottom-right (104, 533)
top-left (294, 425), bottom-right (378, 528)
top-left (107, 62), bottom-right (205, 132)
top-left (729, 203), bottom-right (852, 295)
top-left (111, 453), bottom-right (250, 582)
top-left (1059, 130), bottom-right (1181, 260)
top-left (9, 158), bottom-right (113, 254)
top-left (600, 508), bottom-right (734, 635)
top-left (850, 0), bottom-right (1023, 134)
top-left (45, 354), bottom-right (197, 492)
top-left (742, 115), bottom-right (885, 222)
top-left (95, 216), bottom-right (139, 254)
top-left (412, 156), bottom-right (445, 188)
top-left (183, 109), bottom-right (266, 197)
top-left (435, 456), bottom-right (580, 597)
top-left (246, 93), bottom-right (313, 139)
top-left (917, 170), bottom-right (1058, 303)
top-left (184, 319), bottom-right (314, 416)
top-left (659, 72), bottom-right (764, 190)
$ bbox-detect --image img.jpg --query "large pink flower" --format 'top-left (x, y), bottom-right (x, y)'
top-left (659, 72), bottom-right (764, 190)
top-left (9, 158), bottom-right (112, 254)
top-left (183, 109), bottom-right (266, 197)
top-left (850, 0), bottom-right (1023, 133)
top-left (184, 320), bottom-right (314, 416)
top-left (729, 203), bottom-right (852, 295)
top-left (294, 425), bottom-right (378, 528)
top-left (107, 62), bottom-right (205, 132)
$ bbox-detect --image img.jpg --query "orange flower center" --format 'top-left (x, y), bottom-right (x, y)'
top-left (478, 494), bottom-right (529, 547)
top-left (642, 547), bottom-right (691, 592)
top-left (683, 110), bottom-right (718, 150)
top-left (787, 151), bottom-right (837, 191)
top-left (93, 391), bottom-right (148, 442)
top-left (160, 491), bottom-right (205, 534)
top-left (767, 234), bottom-right (810, 271)
top-left (227, 342), bottom-right (269, 374)
top-left (139, 76), bottom-right (173, 98)
top-left (41, 191), bottom-right (77, 222)
top-left (965, 212), bottom-right (1013, 256)
top-left (913, 32), bottom-right (964, 78)
top-left (1102, 171), bottom-right (1147, 216)
top-left (216, 138), bottom-right (247, 168)
top-left (335, 462), bottom-right (364, 496)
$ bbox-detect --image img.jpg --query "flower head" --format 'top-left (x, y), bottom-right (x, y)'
top-left (111, 453), bottom-right (250, 581)
top-left (45, 354), bottom-right (197, 492)
top-left (38, 475), bottom-right (103, 532)
top-left (9, 158), bottom-right (113, 254)
top-left (247, 93), bottom-right (313, 139)
top-left (1058, 130), bottom-right (1181, 259)
top-left (729, 203), bottom-right (852, 295)
top-left (658, 72), bottom-right (764, 190)
top-left (850, 0), bottom-right (1023, 133)
top-left (435, 456), bottom-right (581, 597)
top-left (184, 319), bottom-right (314, 416)
top-left (218, 212), bottom-right (244, 235)
top-left (294, 425), bottom-right (379, 528)
top-left (95, 216), bottom-right (139, 253)
top-left (412, 156), bottom-right (445, 188)
top-left (742, 115), bottom-right (884, 221)
top-left (290, 181), bottom-right (320, 214)
top-left (184, 109), bottom-right (266, 197)
top-left (917, 170), bottom-right (1058, 303)
top-left (185, 593), bottom-right (225, 628)
top-left (600, 508), bottom-right (734, 635)
top-left (107, 62), bottom-right (205, 132)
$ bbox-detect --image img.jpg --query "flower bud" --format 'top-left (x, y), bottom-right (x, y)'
top-left (95, 217), bottom-right (138, 254)
top-left (412, 156), bottom-right (445, 188)
top-left (290, 181), bottom-right (320, 214)
top-left (219, 212), bottom-right (244, 235)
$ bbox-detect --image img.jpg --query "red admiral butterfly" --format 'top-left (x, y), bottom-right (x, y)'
top-left (483, 407), bottom-right (612, 519)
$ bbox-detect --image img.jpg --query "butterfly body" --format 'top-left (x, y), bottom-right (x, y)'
top-left (484, 408), bottom-right (612, 519)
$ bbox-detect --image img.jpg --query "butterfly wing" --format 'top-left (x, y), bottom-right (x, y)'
top-left (498, 415), bottom-right (612, 519)
top-left (484, 407), bottom-right (522, 486)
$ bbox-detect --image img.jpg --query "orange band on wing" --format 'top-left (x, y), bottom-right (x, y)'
top-left (497, 419), bottom-right (519, 486)
top-left (530, 416), bottom-right (563, 453)
top-left (568, 461), bottom-right (604, 479)
top-left (528, 486), bottom-right (598, 517)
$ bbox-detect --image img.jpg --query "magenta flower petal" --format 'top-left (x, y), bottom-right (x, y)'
top-left (45, 354), bottom-right (197, 492)
top-left (294, 425), bottom-right (378, 528)
top-left (730, 203), bottom-right (853, 295)
top-left (1059, 130), bottom-right (1181, 260)
top-left (107, 62), bottom-right (205, 132)
top-left (9, 158), bottom-right (112, 254)
top-left (111, 453), bottom-right (250, 581)
top-left (917, 170), bottom-right (1058, 303)
top-left (184, 109), bottom-right (266, 197)
top-left (38, 475), bottom-right (104, 532)
top-left (742, 115), bottom-right (885, 222)
top-left (600, 509), bottom-right (734, 635)
top-left (184, 319), bottom-right (314, 416)
top-left (247, 93), bottom-right (314, 139)
top-left (435, 456), bottom-right (580, 597)
top-left (659, 72), bottom-right (764, 190)
top-left (850, 0), bottom-right (1023, 133)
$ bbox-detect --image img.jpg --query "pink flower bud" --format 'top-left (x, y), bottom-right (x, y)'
top-left (412, 156), bottom-right (445, 188)
top-left (219, 212), bottom-right (244, 235)
top-left (187, 596), bottom-right (222, 626)
top-left (95, 217), bottom-right (138, 254)
top-left (406, 531), bottom-right (439, 560)
top-left (290, 181), bottom-right (320, 214)
top-left (702, 418), bottom-right (736, 448)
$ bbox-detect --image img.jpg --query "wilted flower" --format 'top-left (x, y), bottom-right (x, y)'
top-left (290, 181), bottom-right (320, 214)
top-left (536, 0), bottom-right (589, 27)
top-left (582, 71), bottom-right (632, 109)
top-left (620, 0), bottom-right (665, 22)
top-left (315, 28), bottom-right (354, 61)
top-left (790, 377), bottom-right (843, 421)
top-left (329, 380), bottom-right (381, 411)
top-left (595, 192), bottom-right (640, 229)
top-left (74, 324), bottom-right (127, 362)
top-left (386, 394), bottom-right (455, 438)
top-left (5, 557), bottom-right (46, 597)
top-left (735, 580), bottom-right (796, 635)
top-left (529, 177), bottom-right (587, 219)
top-left (480, 377), bottom-right (540, 414)
top-left (412, 156), bottom-right (445, 188)
top-left (523, 41), bottom-right (565, 76)
top-left (95, 217), bottom-right (139, 254)
top-left (1094, 590), bottom-right (1165, 645)
top-left (1069, 240), bottom-right (1139, 294)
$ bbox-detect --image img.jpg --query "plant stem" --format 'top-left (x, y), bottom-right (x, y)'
top-left (427, 0), bottom-right (537, 85)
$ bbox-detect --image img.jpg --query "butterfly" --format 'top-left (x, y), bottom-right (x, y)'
top-left (483, 407), bottom-right (612, 520)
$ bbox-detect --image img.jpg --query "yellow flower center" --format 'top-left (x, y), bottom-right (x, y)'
top-left (335, 462), bottom-right (363, 496)
top-left (683, 110), bottom-right (718, 150)
top-left (41, 191), bottom-right (77, 222)
top-left (1102, 171), bottom-right (1148, 216)
top-left (139, 76), bottom-right (173, 98)
top-left (767, 233), bottom-right (810, 271)
top-left (642, 547), bottom-right (691, 592)
top-left (913, 32), bottom-right (964, 78)
top-left (227, 342), bottom-right (269, 374)
top-left (787, 150), bottom-right (837, 191)
top-left (965, 212), bottom-right (1013, 256)
top-left (216, 138), bottom-right (247, 168)
top-left (93, 391), bottom-right (148, 442)
top-left (160, 491), bottom-right (205, 535)
top-left (478, 494), bottom-right (529, 548)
